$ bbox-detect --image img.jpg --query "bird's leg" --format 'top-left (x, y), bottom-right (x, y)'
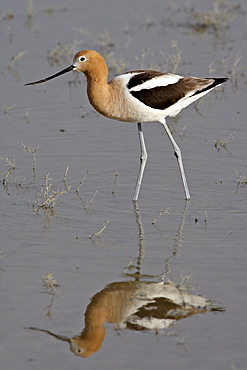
top-left (133, 122), bottom-right (148, 201)
top-left (161, 119), bottom-right (191, 200)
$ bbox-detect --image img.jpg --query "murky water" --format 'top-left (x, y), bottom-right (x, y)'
top-left (1, 0), bottom-right (247, 369)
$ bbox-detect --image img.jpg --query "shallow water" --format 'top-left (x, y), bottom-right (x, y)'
top-left (1, 0), bottom-right (247, 369)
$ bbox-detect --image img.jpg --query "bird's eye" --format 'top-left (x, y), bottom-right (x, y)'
top-left (76, 348), bottom-right (82, 354)
top-left (79, 56), bottom-right (86, 62)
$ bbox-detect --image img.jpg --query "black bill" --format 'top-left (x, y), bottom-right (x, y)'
top-left (25, 65), bottom-right (75, 86)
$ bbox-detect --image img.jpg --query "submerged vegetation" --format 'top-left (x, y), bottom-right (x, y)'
top-left (0, 144), bottom-right (110, 236)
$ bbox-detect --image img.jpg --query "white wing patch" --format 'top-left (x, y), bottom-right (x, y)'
top-left (130, 73), bottom-right (182, 91)
top-left (113, 72), bottom-right (183, 92)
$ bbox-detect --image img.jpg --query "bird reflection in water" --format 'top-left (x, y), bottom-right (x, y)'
top-left (70, 279), bottom-right (224, 357)
top-left (26, 279), bottom-right (223, 358)
top-left (26, 202), bottom-right (224, 358)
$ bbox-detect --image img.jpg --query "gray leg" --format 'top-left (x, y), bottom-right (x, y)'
top-left (133, 123), bottom-right (148, 201)
top-left (161, 118), bottom-right (191, 200)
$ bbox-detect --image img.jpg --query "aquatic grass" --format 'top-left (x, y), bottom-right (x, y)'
top-left (47, 40), bottom-right (82, 66)
top-left (89, 220), bottom-right (109, 239)
top-left (1, 155), bottom-right (16, 188)
top-left (152, 207), bottom-right (170, 225)
top-left (21, 141), bottom-right (39, 177)
top-left (41, 273), bottom-right (61, 318)
top-left (1, 144), bottom-right (102, 218)
top-left (24, 108), bottom-right (31, 123)
top-left (33, 167), bottom-right (70, 214)
top-left (2, 103), bottom-right (15, 114)
top-left (42, 273), bottom-right (60, 294)
top-left (236, 170), bottom-right (247, 190)
top-left (214, 132), bottom-right (235, 152)
top-left (4, 50), bottom-right (27, 81)
top-left (76, 169), bottom-right (98, 210)
top-left (135, 41), bottom-right (182, 73)
top-left (73, 27), bottom-right (128, 77)
top-left (177, 0), bottom-right (244, 34)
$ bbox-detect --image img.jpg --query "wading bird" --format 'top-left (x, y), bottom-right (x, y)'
top-left (26, 50), bottom-right (228, 201)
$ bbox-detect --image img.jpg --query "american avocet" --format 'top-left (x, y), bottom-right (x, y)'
top-left (25, 50), bottom-right (228, 201)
